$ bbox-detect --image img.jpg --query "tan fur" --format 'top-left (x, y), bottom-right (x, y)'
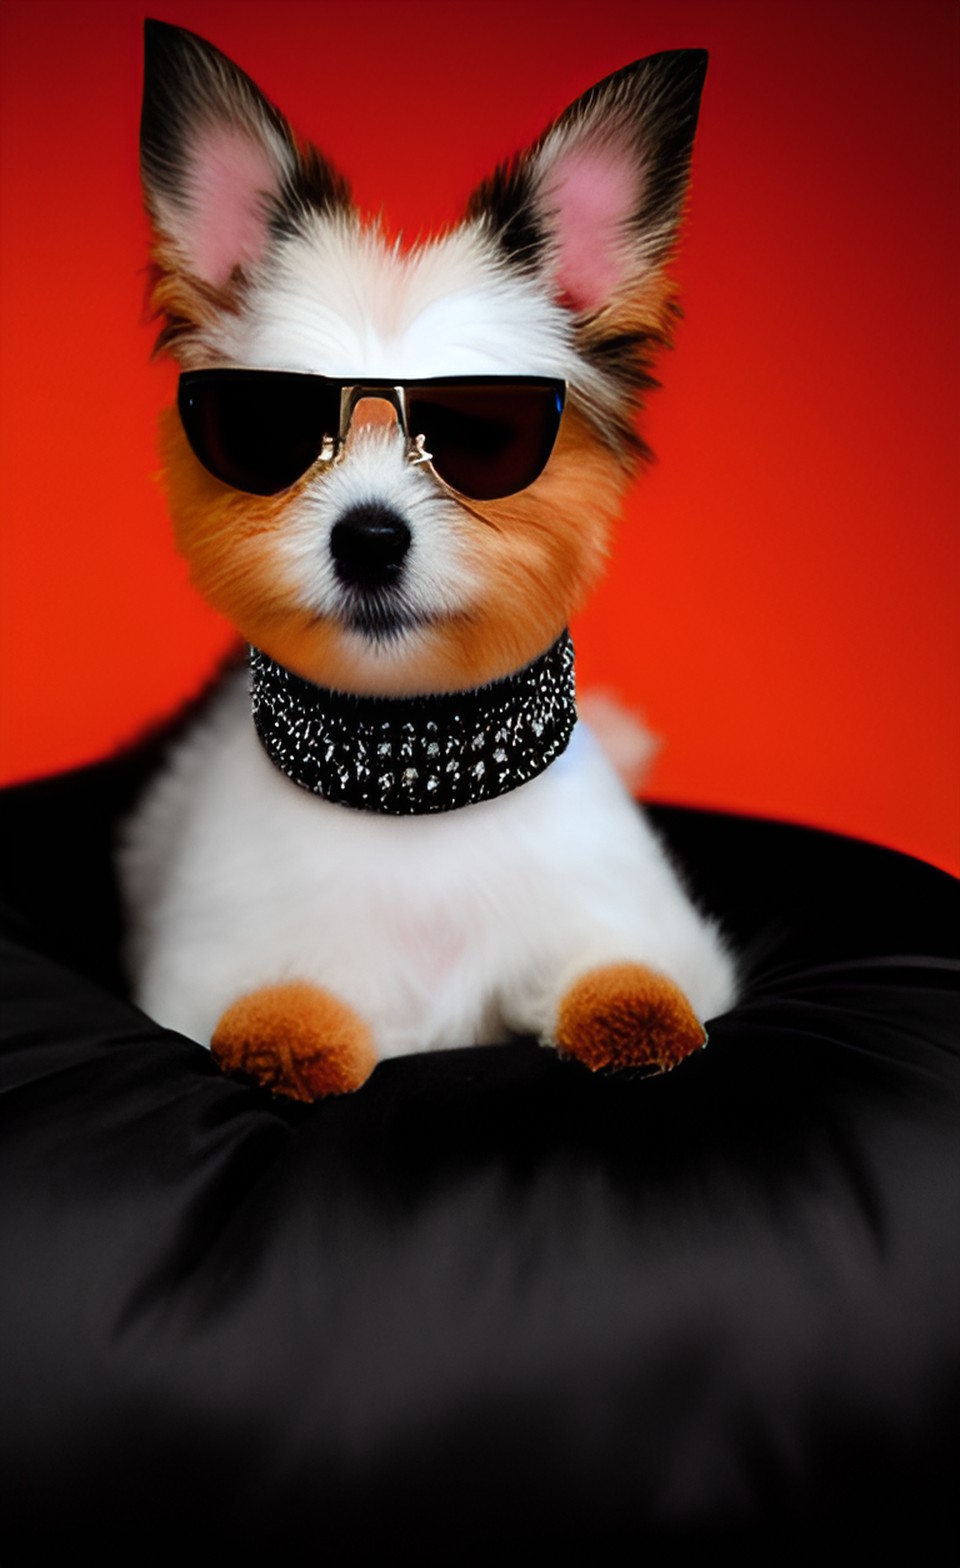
top-left (147, 239), bottom-right (245, 359)
top-left (160, 398), bottom-right (631, 696)
top-left (556, 962), bottom-right (707, 1073)
top-left (211, 980), bottom-right (377, 1099)
top-left (587, 272), bottom-right (681, 351)
top-left (577, 275), bottom-right (682, 448)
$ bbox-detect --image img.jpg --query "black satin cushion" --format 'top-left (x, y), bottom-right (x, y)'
top-left (1, 743), bottom-right (957, 1561)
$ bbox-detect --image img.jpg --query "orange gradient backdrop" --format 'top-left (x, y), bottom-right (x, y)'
top-left (0, 0), bottom-right (957, 873)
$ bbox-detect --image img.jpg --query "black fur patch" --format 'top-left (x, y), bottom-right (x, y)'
top-left (279, 144), bottom-right (352, 236)
top-left (465, 158), bottom-right (545, 272)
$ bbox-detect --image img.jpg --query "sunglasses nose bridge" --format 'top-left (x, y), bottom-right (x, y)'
top-left (338, 386), bottom-right (429, 473)
top-left (340, 386), bottom-right (408, 439)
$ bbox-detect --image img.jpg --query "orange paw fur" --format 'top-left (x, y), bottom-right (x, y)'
top-left (211, 981), bottom-right (377, 1101)
top-left (556, 962), bottom-right (706, 1074)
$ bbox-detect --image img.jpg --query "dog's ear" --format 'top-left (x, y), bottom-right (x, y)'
top-left (467, 50), bottom-right (707, 322)
top-left (141, 20), bottom-right (350, 342)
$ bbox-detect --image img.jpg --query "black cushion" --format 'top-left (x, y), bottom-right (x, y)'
top-left (1, 740), bottom-right (957, 1561)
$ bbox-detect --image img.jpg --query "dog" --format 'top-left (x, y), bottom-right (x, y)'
top-left (119, 20), bottom-right (737, 1101)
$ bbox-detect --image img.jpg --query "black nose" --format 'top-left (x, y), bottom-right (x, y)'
top-left (330, 504), bottom-right (411, 589)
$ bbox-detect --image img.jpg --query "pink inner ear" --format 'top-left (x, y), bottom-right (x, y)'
top-left (186, 127), bottom-right (281, 286)
top-left (539, 138), bottom-right (644, 313)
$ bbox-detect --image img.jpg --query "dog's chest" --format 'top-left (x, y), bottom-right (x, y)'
top-left (119, 672), bottom-right (650, 1050)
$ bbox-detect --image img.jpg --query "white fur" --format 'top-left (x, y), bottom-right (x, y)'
top-left (181, 218), bottom-right (619, 418)
top-left (119, 671), bottom-right (736, 1056)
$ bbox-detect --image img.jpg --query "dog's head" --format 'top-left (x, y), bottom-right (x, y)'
top-left (141, 21), bottom-right (705, 695)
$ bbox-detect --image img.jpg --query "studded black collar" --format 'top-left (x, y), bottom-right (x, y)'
top-left (249, 632), bottom-right (576, 815)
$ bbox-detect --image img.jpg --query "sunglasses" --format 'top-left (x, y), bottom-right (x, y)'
top-left (177, 370), bottom-right (567, 502)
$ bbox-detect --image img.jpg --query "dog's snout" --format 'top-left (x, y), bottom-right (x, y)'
top-left (331, 504), bottom-right (411, 589)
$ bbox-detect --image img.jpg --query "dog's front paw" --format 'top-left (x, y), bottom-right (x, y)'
top-left (211, 981), bottom-right (377, 1101)
top-left (555, 962), bottom-right (706, 1074)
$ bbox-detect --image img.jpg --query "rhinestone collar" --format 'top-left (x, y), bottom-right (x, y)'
top-left (250, 632), bottom-right (576, 815)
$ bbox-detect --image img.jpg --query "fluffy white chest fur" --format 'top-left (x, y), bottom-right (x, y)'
top-left (120, 673), bottom-right (735, 1059)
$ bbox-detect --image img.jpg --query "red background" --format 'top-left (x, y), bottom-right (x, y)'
top-left (1, 0), bottom-right (957, 873)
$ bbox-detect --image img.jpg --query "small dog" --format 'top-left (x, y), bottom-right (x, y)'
top-left (120, 20), bottom-right (737, 1100)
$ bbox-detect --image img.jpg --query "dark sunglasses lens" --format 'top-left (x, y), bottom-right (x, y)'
top-left (408, 381), bottom-right (565, 500)
top-left (178, 371), bottom-right (340, 496)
